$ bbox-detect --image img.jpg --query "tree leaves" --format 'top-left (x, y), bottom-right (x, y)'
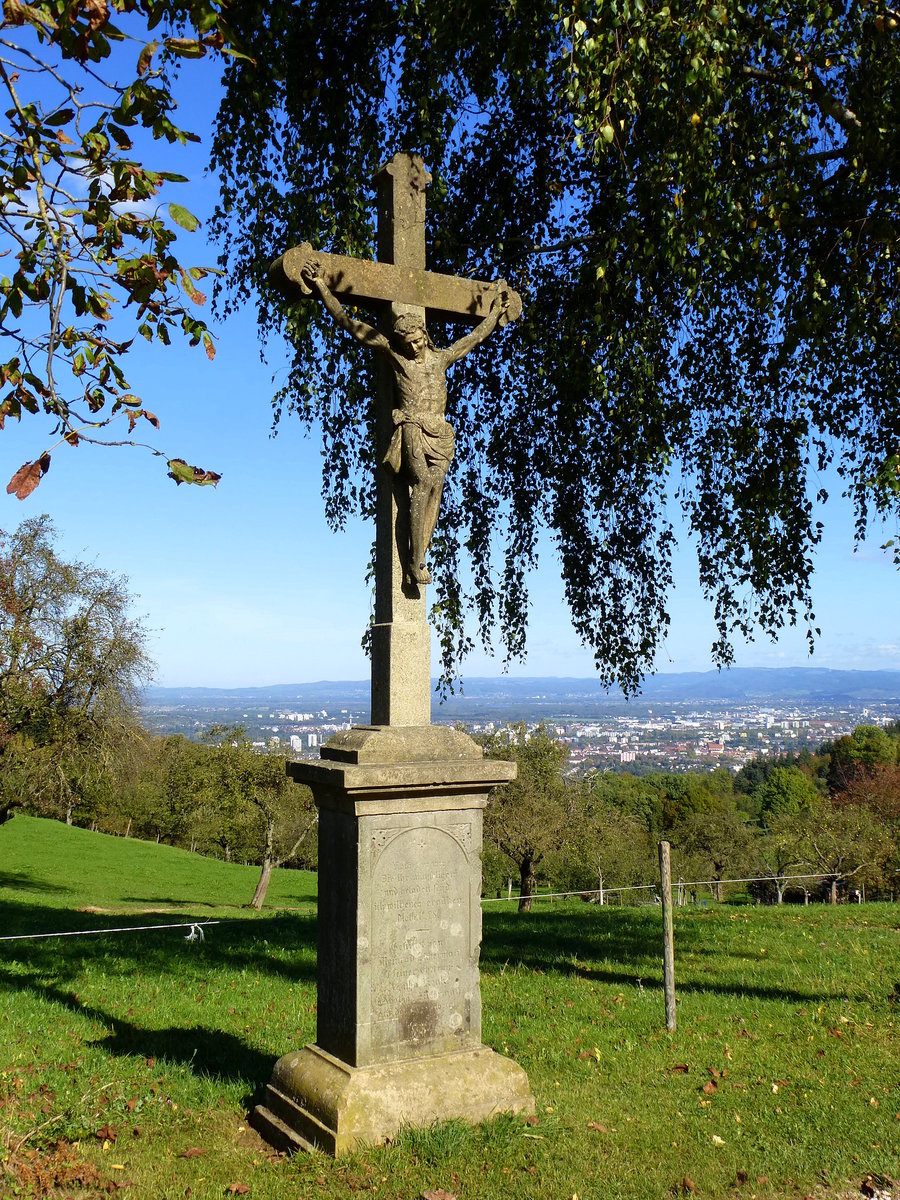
top-left (211, 0), bottom-right (900, 693)
top-left (166, 459), bottom-right (221, 487)
top-left (168, 203), bottom-right (201, 232)
top-left (0, 2), bottom-right (232, 493)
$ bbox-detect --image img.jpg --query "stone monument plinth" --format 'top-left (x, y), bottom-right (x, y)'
top-left (251, 725), bottom-right (532, 1155)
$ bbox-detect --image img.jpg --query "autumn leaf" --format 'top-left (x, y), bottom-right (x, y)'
top-left (522, 1114), bottom-right (540, 1126)
top-left (165, 36), bottom-right (206, 58)
top-left (137, 40), bottom-right (158, 75)
top-left (84, 0), bottom-right (110, 31)
top-left (702, 1080), bottom-right (718, 1095)
top-left (682, 1178), bottom-right (700, 1194)
top-left (95, 1124), bottom-right (116, 1142)
top-left (586, 1121), bottom-right (609, 1132)
top-left (166, 458), bottom-right (221, 487)
top-left (202, 330), bottom-right (215, 360)
top-left (7, 452), bottom-right (50, 500)
top-left (180, 1147), bottom-right (205, 1159)
top-left (669, 1063), bottom-right (690, 1074)
top-left (422, 1191), bottom-right (457, 1200)
top-left (226, 1186), bottom-right (251, 1196)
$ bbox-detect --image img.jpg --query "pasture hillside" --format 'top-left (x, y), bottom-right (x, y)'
top-left (1, 817), bottom-right (897, 1200)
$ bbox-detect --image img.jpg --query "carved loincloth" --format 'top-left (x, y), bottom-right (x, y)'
top-left (383, 410), bottom-right (455, 474)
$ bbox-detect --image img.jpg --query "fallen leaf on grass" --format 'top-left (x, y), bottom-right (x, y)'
top-left (227, 1186), bottom-right (251, 1196)
top-left (125, 1098), bottom-right (138, 1111)
top-left (95, 1125), bottom-right (116, 1142)
top-left (702, 1081), bottom-right (718, 1096)
top-left (670, 1063), bottom-right (690, 1074)
top-left (757, 1176), bottom-right (769, 1185)
top-left (682, 1176), bottom-right (700, 1193)
top-left (586, 1122), bottom-right (609, 1133)
top-left (180, 1148), bottom-right (205, 1159)
top-left (711, 1135), bottom-right (725, 1146)
top-left (735, 1170), bottom-right (749, 1185)
top-left (523, 1114), bottom-right (540, 1126)
top-left (861, 1173), bottom-right (896, 1197)
top-left (421, 1191), bottom-right (457, 1200)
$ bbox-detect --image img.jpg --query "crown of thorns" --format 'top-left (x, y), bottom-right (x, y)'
top-left (393, 314), bottom-right (426, 336)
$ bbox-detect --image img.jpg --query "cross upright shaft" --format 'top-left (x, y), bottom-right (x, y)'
top-left (370, 153), bottom-right (431, 726)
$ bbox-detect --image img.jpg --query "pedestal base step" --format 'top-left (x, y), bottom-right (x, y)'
top-left (251, 1043), bottom-right (534, 1156)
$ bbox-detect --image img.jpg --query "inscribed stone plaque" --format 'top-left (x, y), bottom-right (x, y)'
top-left (365, 817), bottom-right (481, 1063)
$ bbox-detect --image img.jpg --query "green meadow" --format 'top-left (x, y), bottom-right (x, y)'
top-left (1, 815), bottom-right (898, 1200)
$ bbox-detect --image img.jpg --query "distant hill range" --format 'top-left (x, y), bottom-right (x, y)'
top-left (143, 667), bottom-right (900, 713)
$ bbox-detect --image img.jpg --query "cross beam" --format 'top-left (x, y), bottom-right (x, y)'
top-left (270, 244), bottom-right (522, 327)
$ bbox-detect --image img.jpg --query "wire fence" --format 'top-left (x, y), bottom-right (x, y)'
top-left (481, 870), bottom-right (847, 905)
top-left (0, 919), bottom-right (220, 944)
top-left (0, 870), bottom-right (881, 945)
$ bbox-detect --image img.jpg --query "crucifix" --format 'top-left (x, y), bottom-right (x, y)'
top-left (270, 152), bottom-right (521, 727)
top-left (254, 155), bottom-right (531, 1156)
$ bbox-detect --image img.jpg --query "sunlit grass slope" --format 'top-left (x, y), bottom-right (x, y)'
top-left (0, 814), bottom-right (317, 918)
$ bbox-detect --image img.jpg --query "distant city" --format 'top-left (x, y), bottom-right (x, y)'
top-left (141, 667), bottom-right (900, 776)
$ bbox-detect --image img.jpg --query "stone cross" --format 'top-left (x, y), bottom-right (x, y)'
top-left (253, 155), bottom-right (531, 1156)
top-left (269, 153), bottom-right (521, 727)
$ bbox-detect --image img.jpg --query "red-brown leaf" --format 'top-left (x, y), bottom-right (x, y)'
top-left (179, 1147), bottom-right (205, 1159)
top-left (702, 1080), bottom-right (718, 1095)
top-left (7, 455), bottom-right (49, 499)
top-left (669, 1063), bottom-right (690, 1074)
top-left (586, 1121), bottom-right (609, 1132)
top-left (95, 1124), bottom-right (116, 1142)
top-left (85, 0), bottom-right (110, 31)
top-left (422, 1191), bottom-right (457, 1200)
top-left (226, 1187), bottom-right (250, 1196)
top-left (682, 1177), bottom-right (700, 1194)
top-left (137, 40), bottom-right (158, 75)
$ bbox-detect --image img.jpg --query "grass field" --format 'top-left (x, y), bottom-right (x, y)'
top-left (1, 815), bottom-right (898, 1200)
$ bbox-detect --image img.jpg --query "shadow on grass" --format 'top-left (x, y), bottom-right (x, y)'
top-left (0, 868), bottom-right (73, 894)
top-left (0, 896), bottom-right (317, 985)
top-left (480, 906), bottom-right (852, 1005)
top-left (3, 973), bottom-right (275, 1089)
top-left (481, 904), bottom-right (682, 971)
top-left (0, 898), bottom-right (318, 1093)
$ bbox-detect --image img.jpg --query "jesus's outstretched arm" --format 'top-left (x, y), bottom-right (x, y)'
top-left (441, 283), bottom-right (510, 366)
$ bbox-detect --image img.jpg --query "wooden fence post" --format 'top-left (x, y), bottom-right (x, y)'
top-left (659, 840), bottom-right (677, 1032)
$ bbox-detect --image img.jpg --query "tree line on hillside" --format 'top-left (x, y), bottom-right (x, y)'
top-left (0, 518), bottom-right (316, 908)
top-left (1, 518), bottom-right (897, 912)
top-left (481, 723), bottom-right (900, 909)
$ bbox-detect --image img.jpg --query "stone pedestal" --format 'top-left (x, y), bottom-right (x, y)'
top-left (251, 725), bottom-right (532, 1155)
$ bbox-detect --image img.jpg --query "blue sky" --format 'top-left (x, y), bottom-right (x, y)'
top-left (1, 47), bottom-right (897, 690)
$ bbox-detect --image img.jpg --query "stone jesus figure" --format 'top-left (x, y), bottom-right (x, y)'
top-left (302, 259), bottom-right (510, 585)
